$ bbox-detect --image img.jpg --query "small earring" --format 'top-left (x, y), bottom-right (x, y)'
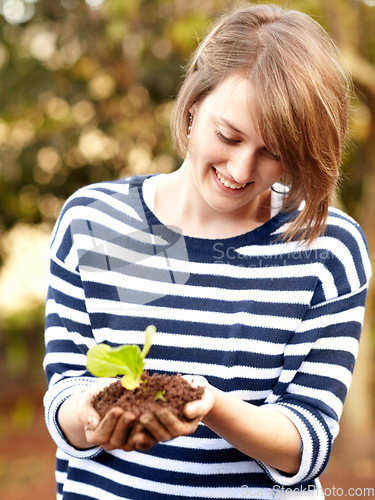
top-left (187, 114), bottom-right (193, 139)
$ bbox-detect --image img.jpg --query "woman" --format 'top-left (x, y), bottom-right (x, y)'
top-left (44, 4), bottom-right (371, 499)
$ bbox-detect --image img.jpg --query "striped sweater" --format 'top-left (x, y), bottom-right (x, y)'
top-left (44, 174), bottom-right (371, 499)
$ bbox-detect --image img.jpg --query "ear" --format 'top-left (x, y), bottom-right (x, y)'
top-left (189, 102), bottom-right (197, 118)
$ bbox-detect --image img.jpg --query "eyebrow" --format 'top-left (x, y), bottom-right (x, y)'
top-left (217, 117), bottom-right (245, 137)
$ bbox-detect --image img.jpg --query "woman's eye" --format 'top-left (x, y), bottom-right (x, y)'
top-left (215, 130), bottom-right (239, 145)
top-left (262, 147), bottom-right (281, 161)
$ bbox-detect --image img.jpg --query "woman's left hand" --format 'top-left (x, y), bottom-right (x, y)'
top-left (131, 375), bottom-right (215, 450)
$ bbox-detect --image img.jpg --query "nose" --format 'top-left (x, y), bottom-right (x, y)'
top-left (226, 148), bottom-right (256, 185)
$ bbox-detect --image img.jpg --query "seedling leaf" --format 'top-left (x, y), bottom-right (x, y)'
top-left (108, 345), bottom-right (143, 374)
top-left (86, 344), bottom-right (128, 377)
top-left (141, 324), bottom-right (156, 359)
top-left (155, 390), bottom-right (166, 401)
top-left (86, 325), bottom-right (156, 390)
top-left (121, 372), bottom-right (142, 390)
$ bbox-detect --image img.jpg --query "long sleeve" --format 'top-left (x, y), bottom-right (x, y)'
top-left (43, 191), bottom-right (102, 459)
top-left (258, 210), bottom-right (371, 485)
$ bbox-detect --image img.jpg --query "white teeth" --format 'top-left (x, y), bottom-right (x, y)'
top-left (215, 169), bottom-right (246, 189)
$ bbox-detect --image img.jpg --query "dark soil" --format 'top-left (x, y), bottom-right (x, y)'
top-left (92, 372), bottom-right (204, 421)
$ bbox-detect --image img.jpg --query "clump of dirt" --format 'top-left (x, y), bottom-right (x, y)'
top-left (92, 372), bottom-right (204, 421)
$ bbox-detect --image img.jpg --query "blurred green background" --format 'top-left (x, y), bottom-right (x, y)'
top-left (0, 0), bottom-right (374, 498)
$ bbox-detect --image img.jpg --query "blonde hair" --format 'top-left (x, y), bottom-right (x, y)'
top-left (171, 4), bottom-right (350, 243)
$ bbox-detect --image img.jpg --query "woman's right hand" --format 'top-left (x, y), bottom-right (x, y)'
top-left (58, 379), bottom-right (157, 452)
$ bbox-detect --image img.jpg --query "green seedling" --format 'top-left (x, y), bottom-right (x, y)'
top-left (86, 325), bottom-right (156, 390)
top-left (154, 390), bottom-right (166, 401)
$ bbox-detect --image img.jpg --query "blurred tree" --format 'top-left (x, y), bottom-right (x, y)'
top-left (0, 0), bottom-right (231, 386)
top-left (1, 0), bottom-right (373, 234)
top-left (0, 0), bottom-right (233, 234)
top-left (316, 0), bottom-right (375, 447)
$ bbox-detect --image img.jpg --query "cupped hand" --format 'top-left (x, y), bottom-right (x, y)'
top-left (78, 378), bottom-right (156, 452)
top-left (134, 375), bottom-right (215, 447)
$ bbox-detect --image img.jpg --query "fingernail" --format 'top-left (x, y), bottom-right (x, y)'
top-left (139, 414), bottom-right (150, 425)
top-left (185, 404), bottom-right (196, 419)
top-left (87, 416), bottom-right (99, 428)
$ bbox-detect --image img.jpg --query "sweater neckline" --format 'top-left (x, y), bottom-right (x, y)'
top-left (139, 174), bottom-right (293, 248)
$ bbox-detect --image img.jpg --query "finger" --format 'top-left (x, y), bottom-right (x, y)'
top-left (126, 420), bottom-right (157, 451)
top-left (121, 421), bottom-right (146, 451)
top-left (184, 399), bottom-right (206, 420)
top-left (139, 412), bottom-right (173, 442)
top-left (154, 409), bottom-right (199, 438)
top-left (107, 411), bottom-right (136, 449)
top-left (79, 380), bottom-right (117, 429)
top-left (88, 406), bottom-right (123, 445)
top-left (79, 397), bottom-right (101, 430)
top-left (131, 430), bottom-right (157, 452)
top-left (183, 379), bottom-right (215, 420)
top-left (86, 414), bottom-right (100, 431)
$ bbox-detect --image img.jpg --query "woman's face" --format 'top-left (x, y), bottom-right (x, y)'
top-left (186, 74), bottom-right (285, 219)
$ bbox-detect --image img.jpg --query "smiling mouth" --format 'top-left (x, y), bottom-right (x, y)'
top-left (214, 168), bottom-right (249, 190)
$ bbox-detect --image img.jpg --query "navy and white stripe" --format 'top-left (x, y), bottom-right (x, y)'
top-left (44, 175), bottom-right (371, 499)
